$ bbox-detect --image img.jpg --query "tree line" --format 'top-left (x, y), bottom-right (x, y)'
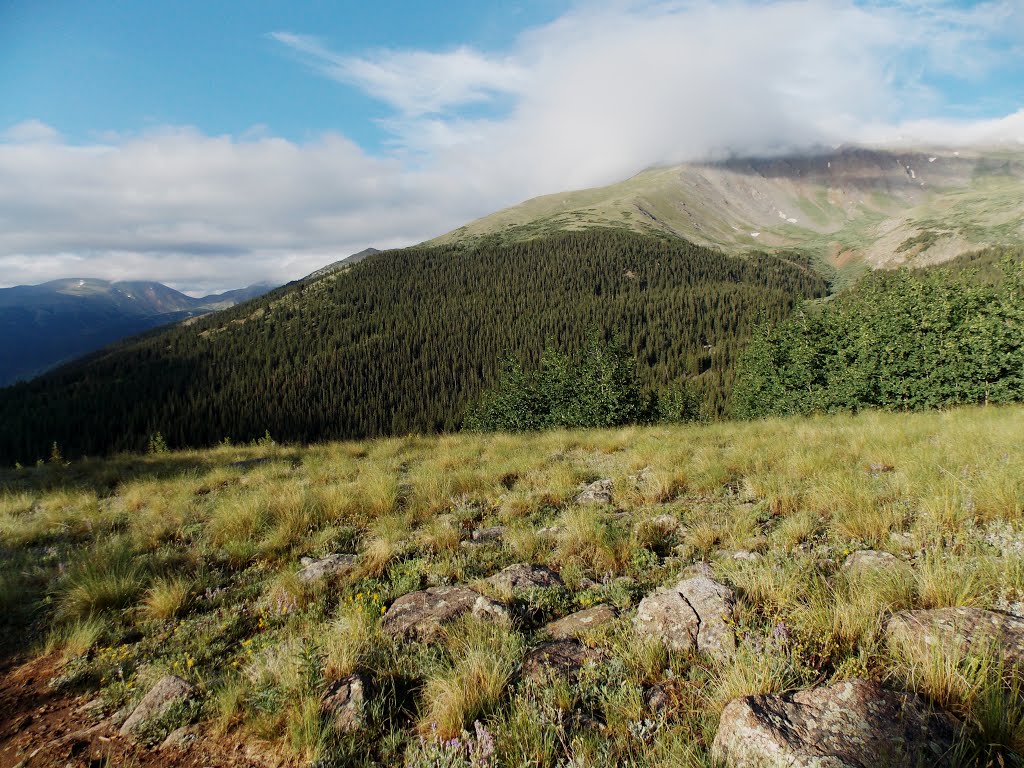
top-left (0, 230), bottom-right (826, 463)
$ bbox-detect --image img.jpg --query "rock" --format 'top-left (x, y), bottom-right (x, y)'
top-left (645, 683), bottom-right (671, 714)
top-left (119, 675), bottom-right (195, 737)
top-left (634, 577), bottom-right (736, 663)
top-left (889, 531), bottom-right (915, 550)
top-left (321, 674), bottom-right (366, 733)
top-left (110, 707), bottom-right (132, 727)
top-left (842, 549), bottom-right (909, 578)
top-left (520, 640), bottom-right (602, 682)
top-left (471, 526), bottom-right (505, 543)
top-left (887, 607), bottom-right (1024, 666)
top-left (650, 514), bottom-right (679, 533)
top-left (160, 725), bottom-right (196, 751)
top-left (731, 550), bottom-right (761, 562)
top-left (296, 553), bottom-right (357, 583)
top-left (543, 606), bottom-right (617, 639)
top-left (487, 563), bottom-right (564, 594)
top-left (677, 561), bottom-right (715, 580)
top-left (381, 586), bottom-right (508, 641)
top-left (575, 479), bottom-right (613, 505)
top-left (711, 679), bottom-right (959, 768)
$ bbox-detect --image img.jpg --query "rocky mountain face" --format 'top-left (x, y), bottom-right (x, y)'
top-left (434, 146), bottom-right (1024, 279)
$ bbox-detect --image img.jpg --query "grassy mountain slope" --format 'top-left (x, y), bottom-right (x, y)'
top-left (1, 406), bottom-right (1022, 765)
top-left (0, 230), bottom-right (826, 463)
top-left (433, 146), bottom-right (1024, 282)
top-left (0, 279), bottom-right (274, 386)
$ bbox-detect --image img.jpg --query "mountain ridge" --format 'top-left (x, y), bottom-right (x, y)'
top-left (0, 278), bottom-right (275, 386)
top-left (431, 145), bottom-right (1024, 281)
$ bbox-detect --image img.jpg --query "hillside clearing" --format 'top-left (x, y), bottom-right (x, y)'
top-left (2, 406), bottom-right (1023, 766)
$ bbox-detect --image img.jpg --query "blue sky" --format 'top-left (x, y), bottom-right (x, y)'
top-left (1, 0), bottom-right (1022, 292)
top-left (0, 1), bottom-right (570, 148)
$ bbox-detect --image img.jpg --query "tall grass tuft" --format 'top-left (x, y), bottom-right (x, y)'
top-left (419, 619), bottom-right (523, 739)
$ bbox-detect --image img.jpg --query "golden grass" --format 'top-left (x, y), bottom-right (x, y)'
top-left (141, 576), bottom-right (192, 621)
top-left (3, 405), bottom-right (1024, 764)
top-left (418, 620), bottom-right (523, 739)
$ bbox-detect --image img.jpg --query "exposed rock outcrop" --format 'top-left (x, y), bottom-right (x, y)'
top-left (543, 605), bottom-right (617, 640)
top-left (843, 549), bottom-right (910, 578)
top-left (520, 640), bottom-right (602, 682)
top-left (711, 679), bottom-right (960, 768)
top-left (381, 586), bottom-right (508, 641)
top-left (119, 675), bottom-right (195, 738)
top-left (576, 479), bottom-right (613, 505)
top-left (487, 563), bottom-right (564, 594)
top-left (634, 576), bottom-right (736, 662)
top-left (887, 607), bottom-right (1024, 666)
top-left (322, 674), bottom-right (366, 733)
top-left (297, 553), bottom-right (357, 583)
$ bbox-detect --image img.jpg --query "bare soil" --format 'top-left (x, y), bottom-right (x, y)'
top-left (0, 655), bottom-right (265, 768)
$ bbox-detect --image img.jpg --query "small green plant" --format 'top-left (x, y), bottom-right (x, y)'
top-left (147, 432), bottom-right (169, 454)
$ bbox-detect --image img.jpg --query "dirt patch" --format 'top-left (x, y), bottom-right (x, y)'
top-left (0, 655), bottom-right (269, 768)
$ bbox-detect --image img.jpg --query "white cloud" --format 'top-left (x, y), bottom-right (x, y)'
top-left (271, 32), bottom-right (526, 116)
top-left (2, 0), bottom-right (1023, 292)
top-left (3, 119), bottom-right (60, 143)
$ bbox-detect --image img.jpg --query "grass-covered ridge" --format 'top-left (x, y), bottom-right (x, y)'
top-left (3, 406), bottom-right (1024, 765)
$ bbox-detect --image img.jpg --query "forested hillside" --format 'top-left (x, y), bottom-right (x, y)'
top-left (733, 249), bottom-right (1024, 417)
top-left (0, 231), bottom-right (826, 463)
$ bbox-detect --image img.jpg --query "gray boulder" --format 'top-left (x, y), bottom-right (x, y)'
top-left (381, 586), bottom-right (508, 641)
top-left (575, 479), bottom-right (613, 505)
top-left (119, 675), bottom-right (195, 737)
top-left (463, 526), bottom-right (505, 545)
top-left (159, 725), bottom-right (197, 751)
top-left (843, 549), bottom-right (910, 579)
top-left (634, 576), bottom-right (736, 663)
top-left (297, 553), bottom-right (357, 583)
top-left (887, 607), bottom-right (1024, 666)
top-left (520, 640), bottom-right (602, 682)
top-left (487, 563), bottom-right (564, 594)
top-left (544, 605), bottom-right (617, 640)
top-left (711, 679), bottom-right (959, 768)
top-left (322, 674), bottom-right (366, 733)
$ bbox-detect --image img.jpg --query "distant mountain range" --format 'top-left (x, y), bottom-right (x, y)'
top-left (433, 146), bottom-right (1024, 284)
top-left (0, 278), bottom-right (275, 386)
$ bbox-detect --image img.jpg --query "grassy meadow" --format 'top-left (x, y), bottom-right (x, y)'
top-left (2, 406), bottom-right (1024, 766)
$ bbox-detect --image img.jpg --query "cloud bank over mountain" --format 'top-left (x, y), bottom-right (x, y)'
top-left (3, 0), bottom-right (1022, 292)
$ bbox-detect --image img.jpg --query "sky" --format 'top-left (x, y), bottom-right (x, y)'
top-left (1, 0), bottom-right (1022, 294)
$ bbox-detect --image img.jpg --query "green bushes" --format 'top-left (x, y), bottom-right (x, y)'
top-left (465, 336), bottom-right (703, 432)
top-left (733, 257), bottom-right (1024, 418)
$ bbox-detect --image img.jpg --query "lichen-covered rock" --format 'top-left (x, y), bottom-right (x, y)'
top-left (544, 605), bottom-right (617, 640)
top-left (381, 586), bottom-right (507, 641)
top-left (322, 674), bottom-right (366, 733)
top-left (467, 526), bottom-right (505, 544)
top-left (159, 725), bottom-right (197, 751)
top-left (119, 675), bottom-right (195, 737)
top-left (575, 478), bottom-right (613, 505)
top-left (520, 640), bottom-right (602, 682)
top-left (711, 679), bottom-right (959, 768)
top-left (731, 550), bottom-right (761, 562)
top-left (487, 563), bottom-right (564, 594)
top-left (297, 553), bottom-right (357, 583)
top-left (634, 576), bottom-right (736, 663)
top-left (843, 549), bottom-right (909, 578)
top-left (887, 607), bottom-right (1024, 666)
